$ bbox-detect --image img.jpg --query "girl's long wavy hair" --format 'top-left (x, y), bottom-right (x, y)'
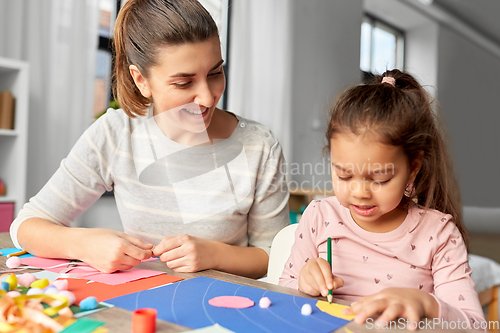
top-left (113, 0), bottom-right (219, 117)
top-left (326, 69), bottom-right (468, 247)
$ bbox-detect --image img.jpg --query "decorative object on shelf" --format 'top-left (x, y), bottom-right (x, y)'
top-left (0, 91), bottom-right (15, 129)
top-left (0, 177), bottom-right (5, 196)
top-left (0, 202), bottom-right (15, 232)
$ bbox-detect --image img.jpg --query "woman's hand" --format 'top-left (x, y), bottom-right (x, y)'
top-left (298, 258), bottom-right (344, 297)
top-left (76, 229), bottom-right (153, 273)
top-left (342, 288), bottom-right (439, 331)
top-left (153, 234), bottom-right (222, 273)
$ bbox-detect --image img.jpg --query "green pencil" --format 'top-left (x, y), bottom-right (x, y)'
top-left (327, 237), bottom-right (333, 304)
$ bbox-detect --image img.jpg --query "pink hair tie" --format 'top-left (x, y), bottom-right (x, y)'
top-left (381, 77), bottom-right (396, 86)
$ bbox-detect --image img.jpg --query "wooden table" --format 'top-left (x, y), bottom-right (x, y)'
top-left (0, 233), bottom-right (484, 332)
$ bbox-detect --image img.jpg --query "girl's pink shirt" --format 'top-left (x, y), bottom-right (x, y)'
top-left (279, 196), bottom-right (485, 327)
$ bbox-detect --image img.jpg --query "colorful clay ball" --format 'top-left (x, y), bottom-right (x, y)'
top-left (6, 291), bottom-right (21, 298)
top-left (5, 274), bottom-right (17, 291)
top-left (5, 256), bottom-right (22, 268)
top-left (52, 279), bottom-right (68, 291)
top-left (301, 303), bottom-right (312, 316)
top-left (27, 287), bottom-right (44, 296)
top-left (18, 273), bottom-right (37, 288)
top-left (259, 297), bottom-right (271, 308)
top-left (44, 286), bottom-right (59, 295)
top-left (79, 296), bottom-right (98, 311)
top-left (30, 278), bottom-right (49, 289)
top-left (58, 290), bottom-right (76, 305)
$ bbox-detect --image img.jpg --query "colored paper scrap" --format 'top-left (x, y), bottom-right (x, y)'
top-left (315, 300), bottom-right (356, 321)
top-left (0, 248), bottom-right (35, 258)
top-left (85, 267), bottom-right (163, 285)
top-left (60, 318), bottom-right (105, 333)
top-left (106, 276), bottom-right (351, 333)
top-left (186, 323), bottom-right (236, 332)
top-left (59, 318), bottom-right (108, 333)
top-left (62, 273), bottom-right (183, 303)
top-left (32, 270), bottom-right (61, 281)
top-left (20, 257), bottom-right (164, 285)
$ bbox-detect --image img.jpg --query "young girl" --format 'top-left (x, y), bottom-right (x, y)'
top-left (279, 70), bottom-right (485, 329)
top-left (10, 0), bottom-right (288, 279)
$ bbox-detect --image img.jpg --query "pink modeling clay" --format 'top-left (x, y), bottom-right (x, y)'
top-left (259, 297), bottom-right (271, 308)
top-left (6, 291), bottom-right (21, 298)
top-left (58, 290), bottom-right (76, 305)
top-left (6, 256), bottom-right (22, 268)
top-left (52, 279), bottom-right (68, 291)
top-left (208, 296), bottom-right (255, 309)
top-left (17, 273), bottom-right (37, 288)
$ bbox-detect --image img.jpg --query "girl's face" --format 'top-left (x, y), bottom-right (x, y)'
top-left (330, 131), bottom-right (421, 233)
top-left (130, 36), bottom-right (225, 141)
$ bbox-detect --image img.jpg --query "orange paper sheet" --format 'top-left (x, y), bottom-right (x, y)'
top-left (61, 274), bottom-right (183, 303)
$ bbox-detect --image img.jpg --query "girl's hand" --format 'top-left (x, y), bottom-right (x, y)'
top-left (343, 288), bottom-right (439, 331)
top-left (298, 258), bottom-right (344, 297)
top-left (76, 229), bottom-right (154, 273)
top-left (152, 234), bottom-right (222, 273)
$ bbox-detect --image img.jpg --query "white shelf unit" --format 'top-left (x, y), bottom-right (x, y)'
top-left (0, 57), bottom-right (29, 216)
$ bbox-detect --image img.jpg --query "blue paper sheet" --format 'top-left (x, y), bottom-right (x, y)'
top-left (0, 248), bottom-right (35, 258)
top-left (106, 276), bottom-right (350, 333)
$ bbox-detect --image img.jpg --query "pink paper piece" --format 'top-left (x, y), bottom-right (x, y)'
top-left (86, 267), bottom-right (163, 285)
top-left (20, 257), bottom-right (163, 285)
top-left (208, 296), bottom-right (255, 309)
top-left (21, 257), bottom-right (95, 274)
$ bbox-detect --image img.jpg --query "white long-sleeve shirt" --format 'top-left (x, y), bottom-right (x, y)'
top-left (11, 108), bottom-right (289, 253)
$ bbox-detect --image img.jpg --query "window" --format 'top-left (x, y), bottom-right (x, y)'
top-left (360, 15), bottom-right (404, 79)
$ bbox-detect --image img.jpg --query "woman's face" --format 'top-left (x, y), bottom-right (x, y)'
top-left (130, 36), bottom-right (225, 138)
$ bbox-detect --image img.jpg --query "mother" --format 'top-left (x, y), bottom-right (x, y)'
top-left (10, 0), bottom-right (289, 279)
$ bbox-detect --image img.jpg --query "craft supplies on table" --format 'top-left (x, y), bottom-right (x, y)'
top-left (106, 276), bottom-right (354, 333)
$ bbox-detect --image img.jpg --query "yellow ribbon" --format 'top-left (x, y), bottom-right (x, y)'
top-left (0, 293), bottom-right (71, 332)
top-left (12, 294), bottom-right (69, 317)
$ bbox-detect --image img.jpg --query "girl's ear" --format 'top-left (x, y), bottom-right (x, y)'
top-left (407, 151), bottom-right (424, 184)
top-left (129, 65), bottom-right (152, 98)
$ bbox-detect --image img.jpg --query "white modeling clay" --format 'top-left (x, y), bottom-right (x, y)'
top-left (301, 303), bottom-right (312, 315)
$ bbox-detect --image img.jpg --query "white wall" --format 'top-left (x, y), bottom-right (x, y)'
top-left (405, 24), bottom-right (438, 97)
top-left (289, 0), bottom-right (363, 191)
top-left (437, 25), bottom-right (500, 208)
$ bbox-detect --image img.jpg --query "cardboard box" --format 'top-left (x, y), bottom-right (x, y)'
top-left (0, 91), bottom-right (15, 130)
top-left (0, 202), bottom-right (15, 232)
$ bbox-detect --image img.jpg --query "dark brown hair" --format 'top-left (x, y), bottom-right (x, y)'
top-left (113, 0), bottom-right (219, 117)
top-left (326, 69), bottom-right (468, 247)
